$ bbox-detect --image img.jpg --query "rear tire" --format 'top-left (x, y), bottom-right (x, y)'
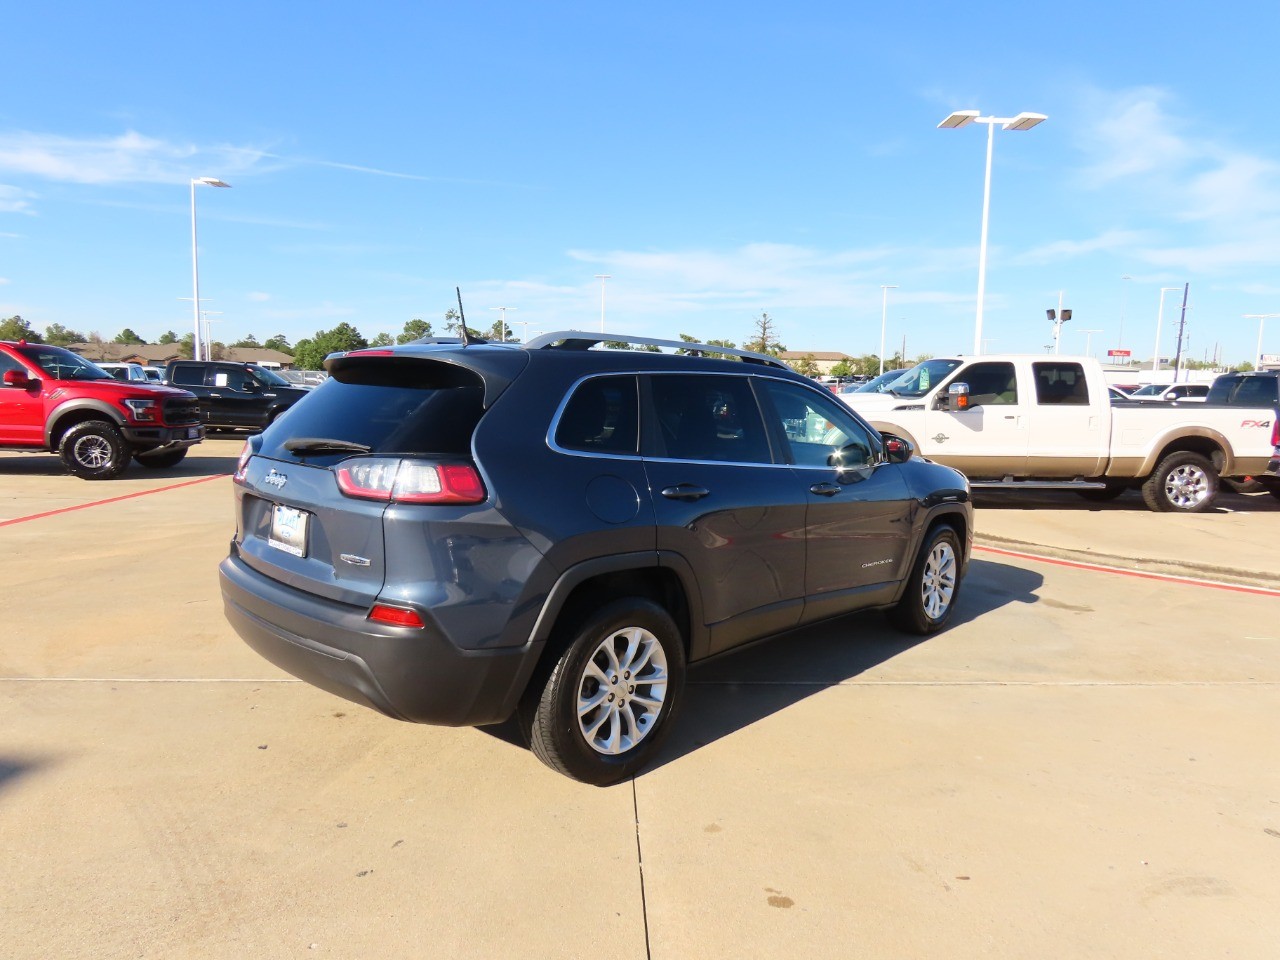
top-left (1221, 477), bottom-right (1262, 495)
top-left (1140, 451), bottom-right (1218, 513)
top-left (528, 598), bottom-right (685, 786)
top-left (133, 448), bottom-right (188, 469)
top-left (59, 420), bottom-right (129, 480)
top-left (888, 524), bottom-right (962, 635)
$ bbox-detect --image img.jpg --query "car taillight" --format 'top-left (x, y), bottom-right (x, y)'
top-left (335, 457), bottom-right (486, 505)
top-left (368, 604), bottom-right (425, 628)
top-left (233, 441), bottom-right (252, 484)
top-left (1273, 419), bottom-right (1279, 448)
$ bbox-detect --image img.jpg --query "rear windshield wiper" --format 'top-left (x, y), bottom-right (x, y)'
top-left (283, 437), bottom-right (372, 455)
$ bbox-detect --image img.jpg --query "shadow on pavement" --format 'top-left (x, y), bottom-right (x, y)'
top-left (0, 757), bottom-right (43, 799)
top-left (476, 558), bottom-right (1043, 776)
top-left (972, 487), bottom-right (1280, 514)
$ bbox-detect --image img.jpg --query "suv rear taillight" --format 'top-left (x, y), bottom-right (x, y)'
top-left (335, 457), bottom-right (486, 505)
top-left (233, 441), bottom-right (252, 484)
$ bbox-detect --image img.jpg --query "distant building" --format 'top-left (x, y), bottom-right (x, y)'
top-left (67, 343), bottom-right (295, 369)
top-left (777, 351), bottom-right (853, 375)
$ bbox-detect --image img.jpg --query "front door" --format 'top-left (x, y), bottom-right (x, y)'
top-left (921, 360), bottom-right (1029, 478)
top-left (756, 378), bottom-right (914, 619)
top-left (0, 352), bottom-right (44, 446)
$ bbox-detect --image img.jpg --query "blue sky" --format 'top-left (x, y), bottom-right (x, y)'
top-left (3, 2), bottom-right (1279, 366)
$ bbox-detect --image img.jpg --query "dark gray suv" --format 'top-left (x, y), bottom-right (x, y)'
top-left (220, 333), bottom-right (972, 784)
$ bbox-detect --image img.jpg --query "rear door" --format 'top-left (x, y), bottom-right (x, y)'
top-left (1026, 360), bottom-right (1108, 477)
top-left (641, 372), bottom-right (808, 656)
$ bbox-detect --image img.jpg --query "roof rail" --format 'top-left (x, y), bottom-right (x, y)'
top-left (523, 331), bottom-right (790, 370)
top-left (407, 336), bottom-right (491, 346)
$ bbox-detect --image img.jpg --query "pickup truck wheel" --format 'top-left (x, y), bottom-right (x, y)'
top-left (1141, 451), bottom-right (1218, 513)
top-left (133, 449), bottom-right (188, 469)
top-left (529, 598), bottom-right (685, 786)
top-left (888, 524), bottom-right (961, 635)
top-left (59, 420), bottom-right (129, 480)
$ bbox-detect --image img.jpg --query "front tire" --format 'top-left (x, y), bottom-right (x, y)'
top-left (889, 524), bottom-right (962, 635)
top-left (133, 448), bottom-right (188, 469)
top-left (59, 420), bottom-right (129, 480)
top-left (529, 598), bottom-right (685, 786)
top-left (1141, 451), bottom-right (1218, 513)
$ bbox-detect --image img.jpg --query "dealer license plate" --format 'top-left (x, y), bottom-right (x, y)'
top-left (268, 504), bottom-right (309, 557)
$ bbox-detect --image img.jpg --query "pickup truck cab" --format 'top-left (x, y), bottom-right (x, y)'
top-left (841, 355), bottom-right (1278, 512)
top-left (166, 360), bottom-right (309, 431)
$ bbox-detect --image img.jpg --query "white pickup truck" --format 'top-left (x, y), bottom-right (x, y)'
top-left (841, 355), bottom-right (1278, 513)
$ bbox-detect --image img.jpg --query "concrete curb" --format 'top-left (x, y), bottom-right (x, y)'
top-left (974, 533), bottom-right (1280, 593)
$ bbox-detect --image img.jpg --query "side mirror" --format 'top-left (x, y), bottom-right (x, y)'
top-left (3, 369), bottom-right (35, 389)
top-left (881, 433), bottom-right (914, 464)
top-left (939, 382), bottom-right (970, 411)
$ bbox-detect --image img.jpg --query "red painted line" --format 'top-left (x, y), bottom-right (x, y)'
top-left (974, 543), bottom-right (1280, 598)
top-left (0, 473), bottom-right (229, 527)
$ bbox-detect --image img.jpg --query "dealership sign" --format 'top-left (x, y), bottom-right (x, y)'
top-left (1107, 349), bottom-right (1132, 358)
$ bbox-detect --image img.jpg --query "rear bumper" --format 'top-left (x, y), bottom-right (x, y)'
top-left (219, 552), bottom-right (543, 727)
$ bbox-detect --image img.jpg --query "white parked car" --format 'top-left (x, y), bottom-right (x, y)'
top-left (1128, 383), bottom-right (1210, 402)
top-left (95, 362), bottom-right (151, 383)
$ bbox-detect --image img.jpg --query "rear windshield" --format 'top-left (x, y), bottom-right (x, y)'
top-left (1207, 376), bottom-right (1279, 406)
top-left (257, 360), bottom-right (485, 465)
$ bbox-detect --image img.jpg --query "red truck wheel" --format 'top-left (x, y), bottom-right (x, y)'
top-left (59, 420), bottom-right (129, 480)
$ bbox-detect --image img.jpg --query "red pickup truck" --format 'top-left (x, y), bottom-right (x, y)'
top-left (0, 340), bottom-right (205, 479)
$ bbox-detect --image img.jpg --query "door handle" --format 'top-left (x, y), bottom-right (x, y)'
top-left (661, 484), bottom-right (710, 502)
top-left (209, 393), bottom-right (222, 398)
top-left (810, 482), bottom-right (841, 497)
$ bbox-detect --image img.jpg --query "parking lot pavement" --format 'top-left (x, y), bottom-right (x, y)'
top-left (3, 438), bottom-right (1279, 959)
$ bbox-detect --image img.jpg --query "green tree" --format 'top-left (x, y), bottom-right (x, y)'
top-left (231, 333), bottom-right (261, 349)
top-left (369, 332), bottom-right (395, 347)
top-left (113, 328), bottom-right (146, 345)
top-left (397, 318), bottom-right (435, 344)
top-left (263, 334), bottom-right (293, 354)
top-left (177, 333), bottom-right (195, 360)
top-left (788, 354), bottom-right (820, 377)
top-left (443, 307), bottom-right (481, 340)
top-left (44, 323), bottom-right (85, 346)
top-left (293, 322), bottom-right (368, 370)
top-left (829, 359), bottom-right (853, 378)
top-left (158, 330), bottom-right (179, 345)
top-left (743, 313), bottom-right (785, 356)
top-left (0, 316), bottom-right (42, 342)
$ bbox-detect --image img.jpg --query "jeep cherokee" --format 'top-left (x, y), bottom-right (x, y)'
top-left (220, 333), bottom-right (972, 784)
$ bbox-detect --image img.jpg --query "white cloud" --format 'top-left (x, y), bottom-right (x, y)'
top-left (1012, 229), bottom-right (1149, 266)
top-left (0, 184), bottom-right (36, 214)
top-left (247, 292), bottom-right (272, 302)
top-left (0, 130), bottom-right (272, 185)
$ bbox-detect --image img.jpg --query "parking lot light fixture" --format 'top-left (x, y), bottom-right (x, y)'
top-left (593, 275), bottom-right (611, 334)
top-left (879, 285), bottom-right (898, 376)
top-left (938, 109), bottom-right (1048, 355)
top-left (190, 178), bottom-right (231, 363)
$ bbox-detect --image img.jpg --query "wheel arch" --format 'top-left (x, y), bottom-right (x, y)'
top-left (46, 400), bottom-right (126, 449)
top-left (1138, 429), bottom-right (1231, 478)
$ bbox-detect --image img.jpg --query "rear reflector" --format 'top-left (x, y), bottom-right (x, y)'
top-left (336, 457), bottom-right (486, 505)
top-left (233, 441), bottom-right (252, 484)
top-left (368, 604), bottom-right (425, 628)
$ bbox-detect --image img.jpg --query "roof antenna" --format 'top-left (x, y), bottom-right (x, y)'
top-left (456, 287), bottom-right (473, 347)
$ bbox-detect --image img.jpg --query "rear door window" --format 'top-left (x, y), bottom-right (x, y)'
top-left (645, 374), bottom-right (772, 464)
top-left (1033, 362), bottom-right (1089, 405)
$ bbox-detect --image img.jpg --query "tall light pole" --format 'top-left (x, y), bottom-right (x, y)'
top-left (190, 177), bottom-right (231, 362)
top-left (938, 110), bottom-right (1047, 355)
top-left (490, 306), bottom-right (516, 342)
top-left (1152, 286), bottom-right (1180, 374)
top-left (510, 320), bottom-right (531, 343)
top-left (878, 284), bottom-right (898, 375)
top-left (593, 275), bottom-right (611, 333)
top-left (1244, 313), bottom-right (1280, 370)
top-left (1118, 275), bottom-right (1132, 350)
top-left (1078, 329), bottom-right (1102, 358)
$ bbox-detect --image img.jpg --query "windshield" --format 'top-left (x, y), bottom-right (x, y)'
top-left (13, 345), bottom-right (113, 381)
top-left (855, 368), bottom-right (914, 393)
top-left (247, 364), bottom-right (292, 387)
top-left (883, 358), bottom-right (964, 398)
